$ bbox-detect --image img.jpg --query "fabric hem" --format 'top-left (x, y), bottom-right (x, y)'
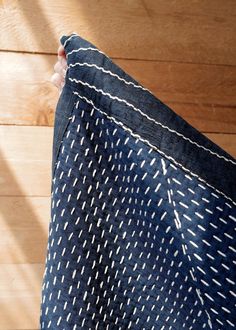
top-left (57, 33), bottom-right (236, 203)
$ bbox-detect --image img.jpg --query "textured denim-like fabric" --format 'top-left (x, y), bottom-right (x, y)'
top-left (40, 33), bottom-right (236, 329)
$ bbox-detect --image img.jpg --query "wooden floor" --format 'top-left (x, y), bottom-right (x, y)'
top-left (0, 1), bottom-right (235, 329)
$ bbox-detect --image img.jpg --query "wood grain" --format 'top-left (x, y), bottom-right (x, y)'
top-left (0, 52), bottom-right (57, 127)
top-left (0, 125), bottom-right (52, 196)
top-left (0, 263), bottom-right (44, 329)
top-left (0, 196), bottom-right (50, 263)
top-left (0, 0), bottom-right (236, 65)
top-left (1, 52), bottom-right (236, 133)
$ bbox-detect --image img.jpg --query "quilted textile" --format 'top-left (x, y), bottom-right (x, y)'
top-left (39, 33), bottom-right (236, 329)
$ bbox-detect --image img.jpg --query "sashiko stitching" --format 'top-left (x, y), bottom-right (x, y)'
top-left (39, 33), bottom-right (236, 330)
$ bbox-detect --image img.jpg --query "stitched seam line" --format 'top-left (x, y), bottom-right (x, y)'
top-left (68, 77), bottom-right (236, 166)
top-left (61, 33), bottom-right (235, 165)
top-left (72, 90), bottom-right (236, 207)
top-left (68, 61), bottom-right (150, 92)
top-left (66, 46), bottom-right (107, 58)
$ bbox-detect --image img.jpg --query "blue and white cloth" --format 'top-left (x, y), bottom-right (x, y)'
top-left (39, 33), bottom-right (236, 329)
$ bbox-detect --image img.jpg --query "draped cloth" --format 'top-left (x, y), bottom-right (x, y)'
top-left (39, 33), bottom-right (236, 329)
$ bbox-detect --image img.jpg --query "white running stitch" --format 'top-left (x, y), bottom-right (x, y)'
top-left (72, 90), bottom-right (236, 207)
top-left (68, 61), bottom-right (150, 92)
top-left (69, 78), bottom-right (236, 166)
top-left (166, 172), bottom-right (213, 329)
top-left (63, 34), bottom-right (235, 165)
top-left (62, 33), bottom-right (78, 48)
top-left (66, 47), bottom-right (106, 58)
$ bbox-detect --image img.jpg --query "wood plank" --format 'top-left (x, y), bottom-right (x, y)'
top-left (0, 52), bottom-right (57, 127)
top-left (0, 263), bottom-right (44, 329)
top-left (0, 126), bottom-right (53, 196)
top-left (0, 196), bottom-right (50, 263)
top-left (0, 159), bottom-right (51, 196)
top-left (0, 0), bottom-right (236, 65)
top-left (1, 52), bottom-right (236, 133)
top-left (0, 125), bottom-right (52, 161)
top-left (115, 58), bottom-right (236, 134)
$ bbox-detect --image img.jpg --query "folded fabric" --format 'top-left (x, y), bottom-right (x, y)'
top-left (39, 33), bottom-right (236, 329)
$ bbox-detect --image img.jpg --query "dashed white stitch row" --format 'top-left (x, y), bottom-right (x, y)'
top-left (68, 61), bottom-right (150, 92)
top-left (60, 96), bottom-right (234, 330)
top-left (70, 78), bottom-right (236, 165)
top-left (72, 91), bottom-right (236, 206)
top-left (166, 174), bottom-right (213, 328)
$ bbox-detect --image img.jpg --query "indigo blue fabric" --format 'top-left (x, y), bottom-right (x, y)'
top-left (39, 33), bottom-right (236, 329)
